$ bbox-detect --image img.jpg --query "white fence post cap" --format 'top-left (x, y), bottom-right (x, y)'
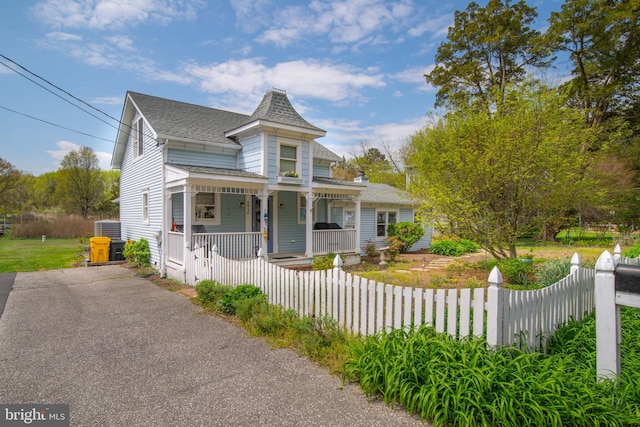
top-left (333, 254), bottom-right (343, 269)
top-left (488, 266), bottom-right (503, 288)
top-left (595, 250), bottom-right (615, 272)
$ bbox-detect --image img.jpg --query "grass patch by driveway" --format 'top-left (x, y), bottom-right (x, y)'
top-left (0, 238), bottom-right (85, 272)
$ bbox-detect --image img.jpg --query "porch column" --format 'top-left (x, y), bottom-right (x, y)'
top-left (184, 184), bottom-right (193, 251)
top-left (259, 191), bottom-right (269, 258)
top-left (354, 195), bottom-right (361, 254)
top-left (305, 191), bottom-right (314, 258)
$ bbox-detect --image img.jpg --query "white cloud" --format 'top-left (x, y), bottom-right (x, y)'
top-left (184, 58), bottom-right (385, 107)
top-left (103, 35), bottom-right (136, 51)
top-left (91, 96), bottom-right (123, 105)
top-left (408, 12), bottom-right (452, 38)
top-left (47, 140), bottom-right (112, 170)
top-left (316, 115), bottom-right (428, 159)
top-left (391, 65), bottom-right (436, 92)
top-left (31, 0), bottom-right (204, 30)
top-left (47, 140), bottom-right (81, 161)
top-left (254, 0), bottom-right (416, 48)
top-left (45, 31), bottom-right (83, 41)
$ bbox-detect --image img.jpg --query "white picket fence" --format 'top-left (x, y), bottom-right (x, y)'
top-left (184, 246), bottom-right (605, 351)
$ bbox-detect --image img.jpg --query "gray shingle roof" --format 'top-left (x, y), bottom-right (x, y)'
top-left (238, 88), bottom-right (325, 133)
top-left (360, 182), bottom-right (413, 205)
top-left (312, 178), bottom-right (415, 206)
top-left (128, 92), bottom-right (248, 146)
top-left (168, 164), bottom-right (267, 179)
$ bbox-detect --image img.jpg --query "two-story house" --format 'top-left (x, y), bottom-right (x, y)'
top-left (111, 88), bottom-right (431, 282)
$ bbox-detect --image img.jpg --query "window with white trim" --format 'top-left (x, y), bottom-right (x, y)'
top-left (195, 192), bottom-right (220, 225)
top-left (376, 211), bottom-right (397, 238)
top-left (132, 117), bottom-right (144, 159)
top-left (279, 144), bottom-right (299, 176)
top-left (142, 191), bottom-right (149, 224)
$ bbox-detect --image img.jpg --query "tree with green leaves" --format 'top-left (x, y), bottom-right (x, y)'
top-left (0, 157), bottom-right (21, 224)
top-left (54, 146), bottom-right (104, 218)
top-left (547, 0), bottom-right (640, 130)
top-left (332, 142), bottom-right (406, 188)
top-left (407, 84), bottom-right (596, 259)
top-left (425, 0), bottom-right (551, 111)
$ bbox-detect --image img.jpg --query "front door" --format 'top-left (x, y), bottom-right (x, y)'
top-left (252, 196), bottom-right (273, 253)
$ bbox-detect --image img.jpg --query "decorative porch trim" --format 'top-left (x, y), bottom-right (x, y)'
top-left (193, 185), bottom-right (261, 195)
top-left (313, 192), bottom-right (354, 200)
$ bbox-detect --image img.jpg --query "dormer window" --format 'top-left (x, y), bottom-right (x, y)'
top-left (132, 117), bottom-right (144, 159)
top-left (279, 143), bottom-right (299, 176)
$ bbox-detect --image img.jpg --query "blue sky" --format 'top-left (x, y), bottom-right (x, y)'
top-left (0, 0), bottom-right (564, 175)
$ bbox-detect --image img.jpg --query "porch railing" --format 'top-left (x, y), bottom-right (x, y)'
top-left (167, 231), bottom-right (184, 264)
top-left (193, 232), bottom-right (261, 260)
top-left (312, 229), bottom-right (358, 255)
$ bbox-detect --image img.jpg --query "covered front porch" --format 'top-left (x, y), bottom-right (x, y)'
top-left (163, 165), bottom-right (362, 275)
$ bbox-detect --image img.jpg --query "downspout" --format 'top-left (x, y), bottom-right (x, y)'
top-left (160, 139), bottom-right (168, 277)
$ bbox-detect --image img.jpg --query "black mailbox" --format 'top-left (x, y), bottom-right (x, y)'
top-left (615, 264), bottom-right (640, 294)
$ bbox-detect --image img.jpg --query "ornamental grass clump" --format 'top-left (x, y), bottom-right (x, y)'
top-left (344, 309), bottom-right (640, 426)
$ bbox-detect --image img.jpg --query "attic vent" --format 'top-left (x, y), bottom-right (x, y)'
top-left (268, 88), bottom-right (287, 95)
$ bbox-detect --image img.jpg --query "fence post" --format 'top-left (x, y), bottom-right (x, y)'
top-left (595, 250), bottom-right (620, 380)
top-left (613, 244), bottom-right (621, 265)
top-left (333, 254), bottom-right (343, 270)
top-left (486, 266), bottom-right (503, 348)
top-left (570, 252), bottom-right (580, 275)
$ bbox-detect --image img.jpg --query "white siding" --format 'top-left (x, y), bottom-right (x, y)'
top-left (119, 117), bottom-right (164, 269)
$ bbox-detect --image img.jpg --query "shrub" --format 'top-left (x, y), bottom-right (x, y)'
top-left (387, 222), bottom-right (424, 252)
top-left (430, 238), bottom-right (479, 256)
top-left (498, 258), bottom-right (533, 286)
top-left (384, 236), bottom-right (402, 261)
top-left (194, 280), bottom-right (229, 308)
top-left (364, 241), bottom-right (377, 257)
top-left (313, 252), bottom-right (343, 270)
top-left (623, 240), bottom-right (640, 258)
top-left (123, 238), bottom-right (151, 267)
top-left (534, 258), bottom-right (571, 288)
top-left (220, 284), bottom-right (263, 314)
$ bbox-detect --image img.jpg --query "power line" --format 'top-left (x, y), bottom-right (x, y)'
top-left (0, 53), bottom-right (122, 126)
top-left (0, 59), bottom-right (119, 132)
top-left (0, 53), bottom-right (158, 142)
top-left (0, 105), bottom-right (114, 143)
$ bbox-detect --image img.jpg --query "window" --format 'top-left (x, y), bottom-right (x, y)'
top-left (376, 211), bottom-right (397, 238)
top-left (132, 117), bottom-right (144, 159)
top-left (142, 191), bottom-right (149, 224)
top-left (195, 192), bottom-right (220, 224)
top-left (279, 144), bottom-right (297, 176)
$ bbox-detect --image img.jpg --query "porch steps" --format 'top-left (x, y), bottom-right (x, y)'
top-left (269, 256), bottom-right (313, 267)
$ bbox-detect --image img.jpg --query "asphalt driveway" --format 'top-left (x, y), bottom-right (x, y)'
top-left (0, 265), bottom-right (424, 426)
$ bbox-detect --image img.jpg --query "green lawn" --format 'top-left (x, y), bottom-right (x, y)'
top-left (0, 238), bottom-right (86, 272)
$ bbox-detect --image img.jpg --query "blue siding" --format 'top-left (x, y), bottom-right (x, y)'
top-left (359, 208), bottom-right (377, 253)
top-left (267, 135), bottom-right (278, 184)
top-left (330, 206), bottom-right (344, 227)
top-left (171, 193), bottom-right (184, 227)
top-left (238, 134), bottom-right (262, 174)
top-left (301, 141), bottom-right (310, 186)
top-left (167, 148), bottom-right (237, 169)
top-left (277, 191), bottom-right (306, 253)
top-left (202, 194), bottom-right (247, 233)
top-left (316, 199), bottom-right (327, 223)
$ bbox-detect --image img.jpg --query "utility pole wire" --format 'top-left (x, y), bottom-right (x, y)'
top-left (0, 105), bottom-right (114, 143)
